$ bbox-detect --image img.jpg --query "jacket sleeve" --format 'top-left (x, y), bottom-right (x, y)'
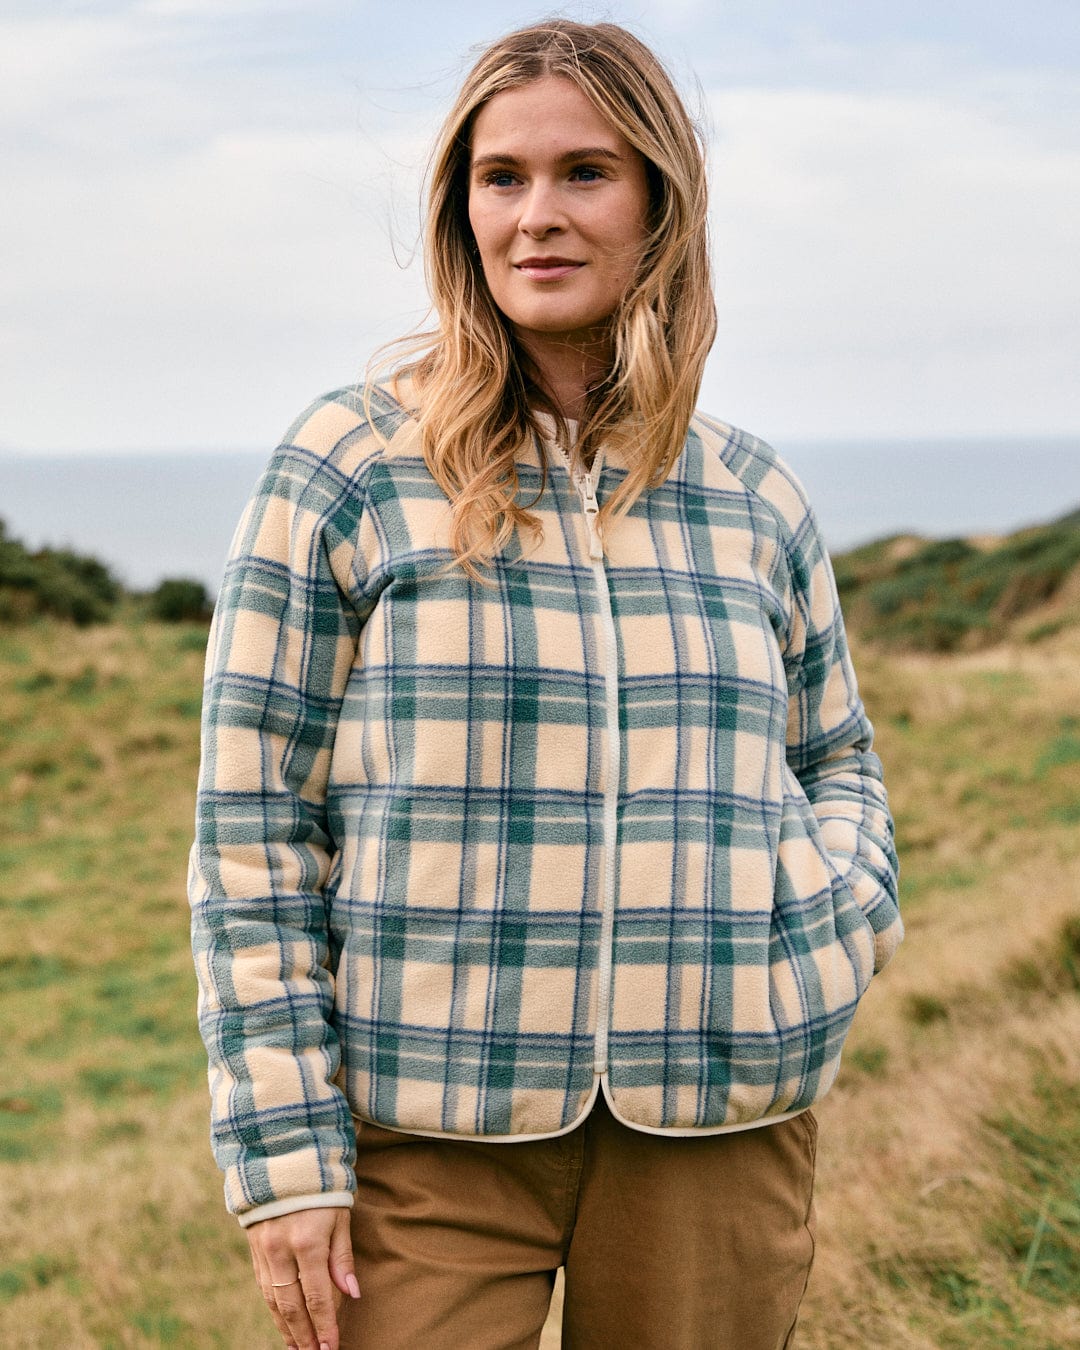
top-left (188, 428), bottom-right (371, 1224)
top-left (781, 498), bottom-right (903, 975)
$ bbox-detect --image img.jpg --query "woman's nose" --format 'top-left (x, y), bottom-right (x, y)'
top-left (517, 181), bottom-right (565, 238)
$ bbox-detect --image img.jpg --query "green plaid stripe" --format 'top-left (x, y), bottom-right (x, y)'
top-left (189, 384), bottom-right (901, 1217)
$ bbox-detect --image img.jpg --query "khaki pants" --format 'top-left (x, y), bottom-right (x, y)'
top-left (338, 1092), bottom-right (817, 1350)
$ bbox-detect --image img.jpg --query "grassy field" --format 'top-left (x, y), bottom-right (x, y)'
top-left (2, 609), bottom-right (1078, 1348)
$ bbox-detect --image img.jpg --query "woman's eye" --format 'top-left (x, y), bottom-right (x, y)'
top-left (571, 166), bottom-right (604, 182)
top-left (484, 171), bottom-right (518, 188)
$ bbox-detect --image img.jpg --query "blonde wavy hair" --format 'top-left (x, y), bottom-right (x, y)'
top-left (374, 19), bottom-right (716, 580)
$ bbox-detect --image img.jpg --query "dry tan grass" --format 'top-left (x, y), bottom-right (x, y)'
top-left (794, 631), bottom-right (1080, 1350)
top-left (800, 994), bottom-right (1080, 1349)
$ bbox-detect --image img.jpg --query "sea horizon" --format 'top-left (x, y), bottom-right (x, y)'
top-left (3, 433), bottom-right (1079, 594)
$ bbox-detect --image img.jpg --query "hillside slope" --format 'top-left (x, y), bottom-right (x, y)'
top-left (833, 504), bottom-right (1080, 651)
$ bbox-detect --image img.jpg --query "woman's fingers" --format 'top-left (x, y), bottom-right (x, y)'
top-left (327, 1209), bottom-right (361, 1300)
top-left (246, 1207), bottom-right (355, 1350)
top-left (293, 1248), bottom-right (343, 1350)
top-left (250, 1247), bottom-right (299, 1345)
top-left (271, 1271), bottom-right (321, 1350)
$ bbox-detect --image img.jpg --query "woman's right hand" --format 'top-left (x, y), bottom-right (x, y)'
top-left (245, 1207), bottom-right (360, 1350)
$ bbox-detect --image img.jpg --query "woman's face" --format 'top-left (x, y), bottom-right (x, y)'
top-left (467, 76), bottom-right (651, 359)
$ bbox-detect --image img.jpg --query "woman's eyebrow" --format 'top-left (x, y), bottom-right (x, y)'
top-left (471, 147), bottom-right (626, 170)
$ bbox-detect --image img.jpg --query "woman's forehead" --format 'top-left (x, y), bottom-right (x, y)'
top-left (469, 76), bottom-right (631, 160)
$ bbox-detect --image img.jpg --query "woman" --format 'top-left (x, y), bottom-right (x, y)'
top-left (189, 19), bottom-right (902, 1350)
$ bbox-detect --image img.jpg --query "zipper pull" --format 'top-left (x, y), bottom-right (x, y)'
top-left (576, 471), bottom-right (604, 561)
top-left (553, 442), bottom-right (605, 561)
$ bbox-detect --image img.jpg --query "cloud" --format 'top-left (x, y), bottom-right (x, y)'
top-left (0, 13), bottom-right (147, 123)
top-left (704, 78), bottom-right (1080, 435)
top-left (135, 0), bottom-right (329, 15)
top-left (2, 4), bottom-right (1078, 448)
top-left (0, 5), bottom-right (436, 449)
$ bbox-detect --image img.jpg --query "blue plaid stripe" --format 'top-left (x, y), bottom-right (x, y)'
top-left (189, 383), bottom-right (901, 1217)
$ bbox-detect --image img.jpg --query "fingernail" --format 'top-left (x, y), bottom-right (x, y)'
top-left (321, 1343), bottom-right (331, 1350)
top-left (346, 1273), bottom-right (361, 1299)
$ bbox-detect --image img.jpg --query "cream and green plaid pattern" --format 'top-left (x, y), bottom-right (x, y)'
top-left (189, 383), bottom-right (901, 1221)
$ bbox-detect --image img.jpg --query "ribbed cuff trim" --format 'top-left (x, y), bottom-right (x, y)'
top-left (236, 1191), bottom-right (354, 1229)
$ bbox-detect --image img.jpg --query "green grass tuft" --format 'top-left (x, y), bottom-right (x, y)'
top-left (0, 1087), bottom-right (63, 1162)
top-left (905, 992), bottom-right (950, 1026)
top-left (846, 1042), bottom-right (890, 1077)
top-left (0, 1254), bottom-right (73, 1304)
top-left (985, 1076), bottom-right (1080, 1307)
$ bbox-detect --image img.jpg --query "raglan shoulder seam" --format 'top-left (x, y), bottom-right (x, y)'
top-left (689, 410), bottom-right (815, 538)
top-left (689, 411), bottom-right (811, 654)
top-left (275, 381), bottom-right (414, 493)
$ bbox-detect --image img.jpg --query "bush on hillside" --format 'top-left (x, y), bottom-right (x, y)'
top-left (0, 520), bottom-right (122, 625)
top-left (836, 513), bottom-right (1080, 651)
top-left (147, 577), bottom-right (212, 623)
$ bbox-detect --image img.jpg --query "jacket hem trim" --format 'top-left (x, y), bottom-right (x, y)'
top-left (236, 1191), bottom-right (354, 1229)
top-left (349, 1072), bottom-right (810, 1144)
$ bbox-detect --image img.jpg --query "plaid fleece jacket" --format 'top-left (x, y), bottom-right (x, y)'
top-left (189, 382), bottom-right (901, 1224)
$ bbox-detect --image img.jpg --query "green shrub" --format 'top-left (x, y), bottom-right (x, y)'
top-left (906, 536), bottom-right (977, 569)
top-left (833, 510), bottom-right (1080, 650)
top-left (867, 570), bottom-right (937, 617)
top-left (891, 603), bottom-right (994, 652)
top-left (0, 521), bottom-right (122, 625)
top-left (146, 578), bottom-right (212, 624)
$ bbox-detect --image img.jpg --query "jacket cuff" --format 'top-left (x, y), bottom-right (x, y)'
top-left (237, 1191), bottom-right (355, 1229)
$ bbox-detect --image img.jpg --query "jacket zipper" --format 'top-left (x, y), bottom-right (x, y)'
top-left (554, 444), bottom-right (620, 1077)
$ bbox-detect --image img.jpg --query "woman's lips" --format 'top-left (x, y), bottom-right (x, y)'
top-left (513, 259), bottom-right (584, 281)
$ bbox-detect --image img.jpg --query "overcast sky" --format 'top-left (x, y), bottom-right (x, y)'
top-left (3, 0), bottom-right (1078, 453)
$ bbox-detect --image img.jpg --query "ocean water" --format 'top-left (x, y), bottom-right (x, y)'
top-left (2, 437), bottom-right (1078, 593)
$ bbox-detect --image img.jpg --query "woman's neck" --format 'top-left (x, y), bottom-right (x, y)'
top-left (515, 331), bottom-right (610, 421)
